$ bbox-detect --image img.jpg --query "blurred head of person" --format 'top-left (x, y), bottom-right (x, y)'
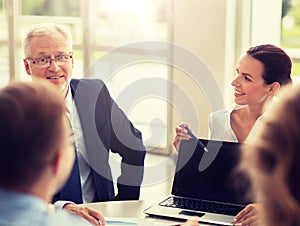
top-left (0, 80), bottom-right (75, 202)
top-left (240, 84), bottom-right (300, 226)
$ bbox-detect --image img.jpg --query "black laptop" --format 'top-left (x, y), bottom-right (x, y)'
top-left (144, 138), bottom-right (251, 225)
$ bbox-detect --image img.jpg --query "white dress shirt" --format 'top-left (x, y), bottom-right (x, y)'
top-left (208, 104), bottom-right (262, 142)
top-left (65, 86), bottom-right (96, 203)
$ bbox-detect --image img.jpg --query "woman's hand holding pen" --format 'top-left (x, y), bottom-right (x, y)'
top-left (173, 123), bottom-right (193, 151)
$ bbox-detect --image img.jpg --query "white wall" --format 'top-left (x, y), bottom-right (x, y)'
top-left (169, 0), bottom-right (227, 146)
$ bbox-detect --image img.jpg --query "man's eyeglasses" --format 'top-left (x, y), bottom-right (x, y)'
top-left (26, 52), bottom-right (73, 68)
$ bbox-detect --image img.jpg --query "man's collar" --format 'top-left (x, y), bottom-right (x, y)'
top-left (65, 85), bottom-right (73, 116)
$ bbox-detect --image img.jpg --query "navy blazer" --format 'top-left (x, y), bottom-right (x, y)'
top-left (54, 78), bottom-right (146, 202)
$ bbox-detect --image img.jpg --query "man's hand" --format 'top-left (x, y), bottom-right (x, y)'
top-left (233, 203), bottom-right (262, 226)
top-left (64, 203), bottom-right (106, 226)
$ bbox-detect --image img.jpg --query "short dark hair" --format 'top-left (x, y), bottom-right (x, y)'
top-left (247, 44), bottom-right (292, 86)
top-left (0, 81), bottom-right (66, 189)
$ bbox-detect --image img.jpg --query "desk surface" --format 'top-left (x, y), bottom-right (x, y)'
top-left (84, 200), bottom-right (149, 219)
top-left (84, 200), bottom-right (215, 226)
top-left (84, 200), bottom-right (178, 225)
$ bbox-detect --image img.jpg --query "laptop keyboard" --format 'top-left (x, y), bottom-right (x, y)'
top-left (159, 196), bottom-right (244, 216)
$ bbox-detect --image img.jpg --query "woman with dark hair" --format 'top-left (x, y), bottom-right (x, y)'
top-left (210, 44), bottom-right (292, 143)
top-left (174, 44), bottom-right (292, 146)
top-left (173, 44), bottom-right (292, 225)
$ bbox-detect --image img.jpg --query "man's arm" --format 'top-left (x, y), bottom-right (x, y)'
top-left (73, 79), bottom-right (146, 201)
top-left (99, 83), bottom-right (146, 200)
top-left (111, 110), bottom-right (146, 200)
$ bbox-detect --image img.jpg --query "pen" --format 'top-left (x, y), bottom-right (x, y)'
top-left (185, 128), bottom-right (208, 152)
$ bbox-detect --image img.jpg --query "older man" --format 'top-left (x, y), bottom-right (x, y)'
top-left (23, 23), bottom-right (146, 225)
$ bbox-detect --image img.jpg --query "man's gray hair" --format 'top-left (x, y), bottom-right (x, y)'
top-left (23, 23), bottom-right (73, 57)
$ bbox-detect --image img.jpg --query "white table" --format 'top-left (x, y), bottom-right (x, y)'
top-left (83, 200), bottom-right (215, 226)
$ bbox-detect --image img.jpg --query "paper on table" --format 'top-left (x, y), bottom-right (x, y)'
top-left (105, 217), bottom-right (155, 226)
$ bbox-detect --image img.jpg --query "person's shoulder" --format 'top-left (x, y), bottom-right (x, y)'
top-left (210, 104), bottom-right (244, 119)
top-left (71, 78), bottom-right (108, 94)
top-left (209, 109), bottom-right (228, 118)
top-left (71, 78), bottom-right (105, 85)
top-left (208, 108), bottom-right (232, 127)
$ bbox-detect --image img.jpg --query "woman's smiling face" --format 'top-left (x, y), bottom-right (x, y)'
top-left (231, 54), bottom-right (272, 106)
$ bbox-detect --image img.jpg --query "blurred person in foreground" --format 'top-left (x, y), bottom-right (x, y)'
top-left (0, 81), bottom-right (104, 225)
top-left (239, 84), bottom-right (300, 226)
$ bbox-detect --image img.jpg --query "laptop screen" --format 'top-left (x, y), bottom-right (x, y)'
top-left (172, 138), bottom-right (251, 205)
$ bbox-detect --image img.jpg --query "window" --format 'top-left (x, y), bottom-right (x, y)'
top-left (1, 0), bottom-right (171, 153)
top-left (0, 0), bottom-right (9, 87)
top-left (281, 0), bottom-right (300, 81)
